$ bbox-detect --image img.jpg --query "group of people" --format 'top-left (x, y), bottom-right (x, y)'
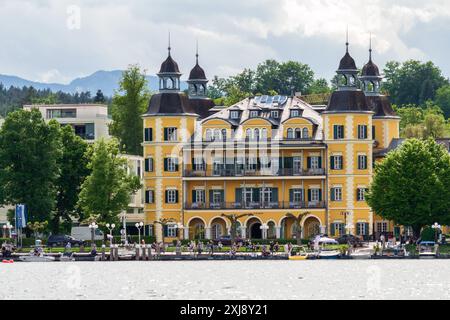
top-left (1, 242), bottom-right (15, 258)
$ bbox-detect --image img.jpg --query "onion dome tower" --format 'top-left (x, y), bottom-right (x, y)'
top-left (360, 38), bottom-right (400, 150)
top-left (186, 43), bottom-right (215, 119)
top-left (323, 34), bottom-right (373, 238)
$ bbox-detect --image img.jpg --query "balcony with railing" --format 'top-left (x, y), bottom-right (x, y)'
top-left (183, 167), bottom-right (326, 178)
top-left (184, 201), bottom-right (327, 210)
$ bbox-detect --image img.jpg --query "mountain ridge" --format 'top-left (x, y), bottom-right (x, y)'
top-left (0, 70), bottom-right (188, 96)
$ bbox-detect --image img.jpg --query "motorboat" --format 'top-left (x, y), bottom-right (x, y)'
top-left (418, 241), bottom-right (438, 259)
top-left (19, 253), bottom-right (55, 262)
top-left (289, 246), bottom-right (316, 260)
top-left (350, 248), bottom-right (373, 259)
top-left (318, 249), bottom-right (341, 259)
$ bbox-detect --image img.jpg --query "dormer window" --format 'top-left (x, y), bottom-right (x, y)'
top-left (290, 110), bottom-right (300, 117)
top-left (250, 111), bottom-right (259, 118)
top-left (230, 111), bottom-right (239, 119)
top-left (271, 110), bottom-right (279, 119)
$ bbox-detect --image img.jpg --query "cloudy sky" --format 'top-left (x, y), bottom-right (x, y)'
top-left (2, 0), bottom-right (450, 84)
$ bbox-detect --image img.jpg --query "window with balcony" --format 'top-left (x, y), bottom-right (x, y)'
top-left (193, 189), bottom-right (205, 204)
top-left (307, 156), bottom-right (322, 169)
top-left (193, 157), bottom-right (205, 171)
top-left (290, 189), bottom-right (304, 203)
top-left (308, 188), bottom-right (322, 202)
top-left (293, 157), bottom-right (302, 174)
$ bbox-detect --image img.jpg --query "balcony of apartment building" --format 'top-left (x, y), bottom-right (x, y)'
top-left (184, 201), bottom-right (326, 210)
top-left (183, 158), bottom-right (326, 180)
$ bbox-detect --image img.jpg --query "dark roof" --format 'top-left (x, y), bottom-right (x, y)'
top-left (159, 55), bottom-right (180, 74)
top-left (374, 138), bottom-right (450, 157)
top-left (189, 98), bottom-right (215, 119)
top-left (338, 52), bottom-right (357, 70)
top-left (361, 59), bottom-right (380, 77)
top-left (145, 92), bottom-right (197, 115)
top-left (189, 63), bottom-right (206, 80)
top-left (366, 95), bottom-right (398, 118)
top-left (326, 90), bottom-right (370, 112)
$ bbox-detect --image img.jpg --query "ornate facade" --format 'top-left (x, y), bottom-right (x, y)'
top-left (143, 42), bottom-right (401, 243)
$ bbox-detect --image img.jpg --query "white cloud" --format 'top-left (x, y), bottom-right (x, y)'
top-left (1, 0), bottom-right (450, 84)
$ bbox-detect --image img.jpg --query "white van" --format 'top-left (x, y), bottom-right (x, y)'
top-left (71, 226), bottom-right (104, 241)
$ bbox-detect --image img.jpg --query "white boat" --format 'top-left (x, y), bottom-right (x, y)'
top-left (350, 249), bottom-right (373, 259)
top-left (318, 249), bottom-right (340, 259)
top-left (19, 254), bottom-right (55, 262)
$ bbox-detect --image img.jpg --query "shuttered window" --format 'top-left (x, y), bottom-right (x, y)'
top-left (333, 125), bottom-right (345, 139)
top-left (144, 128), bottom-right (153, 142)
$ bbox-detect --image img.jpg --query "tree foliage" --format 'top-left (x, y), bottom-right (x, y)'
top-left (383, 60), bottom-right (448, 106)
top-left (51, 125), bottom-right (91, 233)
top-left (366, 139), bottom-right (450, 236)
top-left (110, 65), bottom-right (150, 156)
top-left (77, 139), bottom-right (142, 227)
top-left (0, 109), bottom-right (61, 223)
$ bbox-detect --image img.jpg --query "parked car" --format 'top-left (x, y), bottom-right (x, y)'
top-left (71, 226), bottom-right (104, 241)
top-left (336, 234), bottom-right (363, 246)
top-left (212, 235), bottom-right (244, 246)
top-left (47, 235), bottom-right (85, 247)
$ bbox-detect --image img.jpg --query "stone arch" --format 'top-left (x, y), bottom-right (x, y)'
top-left (209, 217), bottom-right (228, 240)
top-left (267, 220), bottom-right (277, 239)
top-left (279, 216), bottom-right (297, 240)
top-left (246, 217), bottom-right (263, 239)
top-left (302, 215), bottom-right (322, 239)
top-left (188, 217), bottom-right (206, 240)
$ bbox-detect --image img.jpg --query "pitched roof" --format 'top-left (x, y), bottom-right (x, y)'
top-left (144, 92), bottom-right (197, 115)
top-left (326, 90), bottom-right (371, 113)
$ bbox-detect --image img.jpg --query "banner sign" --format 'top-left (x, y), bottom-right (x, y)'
top-left (15, 204), bottom-right (27, 228)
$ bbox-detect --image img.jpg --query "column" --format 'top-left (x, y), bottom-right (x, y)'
top-left (262, 228), bottom-right (268, 240)
top-left (276, 226), bottom-right (281, 239)
top-left (240, 226), bottom-right (247, 239)
top-left (205, 227), bottom-right (212, 240)
top-left (184, 227), bottom-right (190, 240)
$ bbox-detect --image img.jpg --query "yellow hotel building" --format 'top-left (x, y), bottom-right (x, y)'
top-left (143, 43), bottom-right (402, 243)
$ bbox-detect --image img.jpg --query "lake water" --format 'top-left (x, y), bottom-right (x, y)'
top-left (1, 260), bottom-right (449, 300)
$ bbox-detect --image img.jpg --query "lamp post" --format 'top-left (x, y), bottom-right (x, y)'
top-left (432, 223), bottom-right (442, 243)
top-left (260, 224), bottom-right (269, 240)
top-left (106, 223), bottom-right (116, 245)
top-left (88, 222), bottom-right (98, 249)
top-left (135, 222), bottom-right (144, 244)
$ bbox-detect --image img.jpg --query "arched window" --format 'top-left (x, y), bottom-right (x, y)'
top-left (302, 128), bottom-right (309, 139)
top-left (206, 129), bottom-right (212, 141)
top-left (254, 128), bottom-right (260, 141)
top-left (261, 128), bottom-right (268, 140)
top-left (214, 129), bottom-right (221, 141)
top-left (295, 128), bottom-right (301, 139)
top-left (287, 128), bottom-right (294, 139)
top-left (246, 129), bottom-right (252, 141)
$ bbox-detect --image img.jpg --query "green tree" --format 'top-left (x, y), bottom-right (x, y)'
top-left (383, 60), bottom-right (448, 106)
top-left (51, 125), bottom-right (91, 233)
top-left (434, 85), bottom-right (450, 119)
top-left (423, 112), bottom-right (446, 139)
top-left (366, 139), bottom-right (450, 237)
top-left (110, 65), bottom-right (150, 156)
top-left (94, 89), bottom-right (106, 103)
top-left (77, 139), bottom-right (142, 228)
top-left (285, 212), bottom-right (310, 245)
top-left (308, 78), bottom-right (331, 94)
top-left (0, 109), bottom-right (61, 223)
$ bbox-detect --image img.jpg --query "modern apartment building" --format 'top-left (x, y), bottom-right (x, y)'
top-left (23, 104), bottom-right (112, 142)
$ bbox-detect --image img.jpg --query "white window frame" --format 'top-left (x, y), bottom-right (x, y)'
top-left (357, 222), bottom-right (367, 236)
top-left (243, 188), bottom-right (253, 204)
top-left (167, 158), bottom-right (177, 172)
top-left (271, 110), bottom-right (279, 118)
top-left (310, 188), bottom-right (320, 202)
top-left (358, 155), bottom-right (367, 170)
top-left (358, 125), bottom-right (368, 139)
top-left (293, 189), bottom-right (303, 202)
top-left (212, 190), bottom-right (223, 204)
top-left (291, 110), bottom-right (300, 117)
top-left (167, 189), bottom-right (178, 204)
top-left (357, 188), bottom-right (366, 201)
top-left (334, 187), bottom-right (342, 201)
top-left (193, 157), bottom-right (205, 171)
top-left (260, 187), bottom-right (273, 204)
top-left (167, 224), bottom-right (178, 238)
top-left (310, 156), bottom-right (320, 169)
top-left (293, 157), bottom-right (303, 174)
top-left (333, 155), bottom-right (343, 170)
top-left (377, 222), bottom-right (388, 233)
top-left (250, 111), bottom-right (259, 118)
top-left (194, 189), bottom-right (205, 204)
top-left (230, 111), bottom-right (239, 119)
top-left (166, 127), bottom-right (178, 141)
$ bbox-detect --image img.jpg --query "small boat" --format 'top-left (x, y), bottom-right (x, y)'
top-left (350, 249), bottom-right (373, 259)
top-left (318, 249), bottom-right (340, 259)
top-left (19, 254), bottom-right (55, 262)
top-left (418, 241), bottom-right (438, 259)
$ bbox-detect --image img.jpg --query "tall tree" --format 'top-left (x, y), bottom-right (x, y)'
top-left (0, 109), bottom-right (61, 223)
top-left (366, 139), bottom-right (450, 237)
top-left (110, 65), bottom-right (150, 156)
top-left (51, 125), bottom-right (91, 233)
top-left (383, 60), bottom-right (448, 106)
top-left (94, 89), bottom-right (106, 103)
top-left (77, 139), bottom-right (141, 228)
top-left (434, 85), bottom-right (450, 119)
